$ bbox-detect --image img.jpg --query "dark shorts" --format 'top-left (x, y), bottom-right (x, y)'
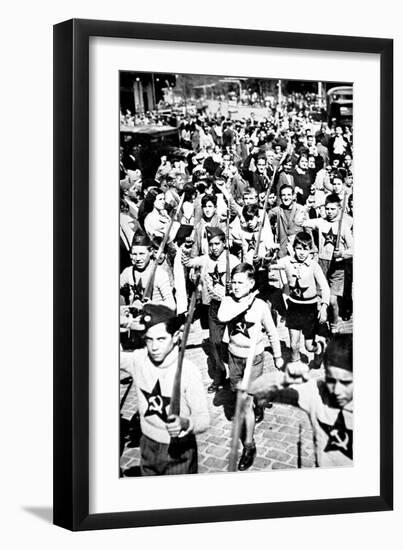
top-left (140, 433), bottom-right (198, 476)
top-left (228, 352), bottom-right (264, 392)
top-left (286, 300), bottom-right (318, 340)
top-left (319, 258), bottom-right (345, 297)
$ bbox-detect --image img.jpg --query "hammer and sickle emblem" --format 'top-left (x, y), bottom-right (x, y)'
top-left (329, 429), bottom-right (349, 451)
top-left (149, 395), bottom-right (164, 414)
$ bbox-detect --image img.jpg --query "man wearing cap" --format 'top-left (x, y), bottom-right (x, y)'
top-left (120, 230), bottom-right (175, 311)
top-left (183, 226), bottom-right (240, 393)
top-left (122, 303), bottom-right (209, 475)
top-left (249, 334), bottom-right (353, 467)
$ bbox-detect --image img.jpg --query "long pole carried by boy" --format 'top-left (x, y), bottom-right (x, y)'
top-left (228, 327), bottom-right (260, 472)
top-left (225, 205), bottom-right (232, 295)
top-left (169, 270), bottom-right (202, 422)
top-left (334, 191), bottom-right (348, 252)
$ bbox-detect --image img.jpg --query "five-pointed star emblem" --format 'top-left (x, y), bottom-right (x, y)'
top-left (289, 276), bottom-right (309, 300)
top-left (141, 380), bottom-right (171, 423)
top-left (322, 226), bottom-right (336, 247)
top-left (209, 264), bottom-right (225, 286)
top-left (230, 314), bottom-right (254, 339)
top-left (318, 410), bottom-right (353, 459)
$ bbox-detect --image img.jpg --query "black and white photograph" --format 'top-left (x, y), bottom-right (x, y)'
top-left (119, 71), bottom-right (354, 477)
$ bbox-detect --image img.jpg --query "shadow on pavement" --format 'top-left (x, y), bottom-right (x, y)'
top-left (213, 385), bottom-right (236, 421)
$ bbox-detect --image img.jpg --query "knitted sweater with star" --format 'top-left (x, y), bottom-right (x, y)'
top-left (276, 256), bottom-right (330, 305)
top-left (217, 296), bottom-right (281, 359)
top-left (186, 251), bottom-right (239, 304)
top-left (126, 347), bottom-right (209, 445)
top-left (303, 217), bottom-right (353, 261)
top-left (120, 263), bottom-right (175, 310)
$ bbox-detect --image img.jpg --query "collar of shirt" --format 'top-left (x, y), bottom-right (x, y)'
top-left (290, 256), bottom-right (312, 267)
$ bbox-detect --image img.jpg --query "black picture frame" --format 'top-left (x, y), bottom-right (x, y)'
top-left (53, 18), bottom-right (393, 531)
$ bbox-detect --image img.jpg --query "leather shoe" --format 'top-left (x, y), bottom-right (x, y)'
top-left (238, 444), bottom-right (256, 471)
top-left (254, 405), bottom-right (264, 424)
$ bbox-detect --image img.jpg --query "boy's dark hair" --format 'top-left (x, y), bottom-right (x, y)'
top-left (279, 183), bottom-right (294, 195)
top-left (294, 231), bottom-right (313, 249)
top-left (201, 193), bottom-right (217, 208)
top-left (324, 333), bottom-right (353, 373)
top-left (332, 171), bottom-right (344, 183)
top-left (325, 193), bottom-right (341, 205)
top-left (183, 183), bottom-right (196, 201)
top-left (231, 262), bottom-right (255, 280)
top-left (315, 155), bottom-right (325, 170)
top-left (243, 186), bottom-right (258, 197)
top-left (242, 203), bottom-right (259, 220)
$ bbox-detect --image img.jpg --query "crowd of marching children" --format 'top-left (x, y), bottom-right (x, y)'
top-left (119, 97), bottom-right (354, 476)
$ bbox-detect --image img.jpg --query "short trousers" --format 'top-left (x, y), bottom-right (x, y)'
top-left (140, 433), bottom-right (198, 476)
top-left (319, 258), bottom-right (345, 297)
top-left (228, 352), bottom-right (264, 392)
top-left (285, 300), bottom-right (318, 340)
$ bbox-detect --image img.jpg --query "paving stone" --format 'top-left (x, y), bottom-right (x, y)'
top-left (203, 456), bottom-right (228, 470)
top-left (271, 461), bottom-right (293, 470)
top-left (264, 449), bottom-right (291, 463)
top-left (205, 445), bottom-right (228, 458)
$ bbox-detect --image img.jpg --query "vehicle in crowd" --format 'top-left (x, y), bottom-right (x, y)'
top-left (120, 123), bottom-right (189, 178)
top-left (326, 85), bottom-right (353, 127)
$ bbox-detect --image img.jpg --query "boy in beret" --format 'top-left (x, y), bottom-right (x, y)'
top-left (120, 230), bottom-right (175, 311)
top-left (249, 333), bottom-right (353, 468)
top-left (122, 303), bottom-right (209, 475)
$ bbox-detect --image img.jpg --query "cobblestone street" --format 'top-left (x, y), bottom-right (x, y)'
top-left (120, 317), bottom-right (352, 476)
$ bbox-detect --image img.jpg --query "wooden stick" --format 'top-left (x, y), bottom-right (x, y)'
top-left (335, 191), bottom-right (348, 251)
top-left (169, 271), bottom-right (202, 418)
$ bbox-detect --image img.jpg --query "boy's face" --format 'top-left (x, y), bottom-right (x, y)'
top-left (294, 243), bottom-right (310, 262)
top-left (232, 272), bottom-right (254, 300)
top-left (208, 236), bottom-right (225, 259)
top-left (130, 245), bottom-right (152, 270)
top-left (325, 366), bottom-right (353, 408)
top-left (268, 192), bottom-right (277, 206)
top-left (243, 192), bottom-right (258, 205)
top-left (256, 159), bottom-right (267, 174)
top-left (202, 201), bottom-right (216, 219)
top-left (280, 188), bottom-right (294, 207)
top-left (333, 178), bottom-right (344, 194)
top-left (266, 150), bottom-right (275, 164)
top-left (144, 322), bottom-right (178, 365)
top-left (154, 193), bottom-right (165, 211)
top-left (325, 202), bottom-right (340, 221)
top-left (299, 157), bottom-right (308, 170)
